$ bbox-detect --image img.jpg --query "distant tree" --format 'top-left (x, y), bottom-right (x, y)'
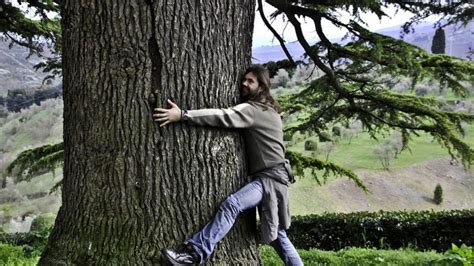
top-left (373, 132), bottom-right (403, 170)
top-left (321, 142), bottom-right (336, 162)
top-left (373, 144), bottom-right (394, 170)
top-left (304, 139), bottom-right (318, 151)
top-left (434, 184), bottom-right (443, 204)
top-left (6, 89), bottom-right (33, 112)
top-left (33, 86), bottom-right (62, 105)
top-left (415, 84), bottom-right (431, 96)
top-left (0, 106), bottom-right (7, 118)
top-left (283, 131), bottom-right (293, 141)
top-left (318, 131), bottom-right (332, 142)
top-left (271, 68), bottom-right (290, 88)
top-left (431, 27), bottom-right (446, 54)
top-left (263, 59), bottom-right (296, 78)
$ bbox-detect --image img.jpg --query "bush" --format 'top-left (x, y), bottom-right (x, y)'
top-left (283, 132), bottom-right (293, 142)
top-left (0, 243), bottom-right (39, 265)
top-left (291, 64), bottom-right (319, 86)
top-left (0, 231), bottom-right (49, 253)
top-left (332, 126), bottom-right (341, 137)
top-left (287, 209), bottom-right (474, 252)
top-left (304, 140), bottom-right (318, 151)
top-left (318, 132), bottom-right (332, 142)
top-left (30, 213), bottom-right (56, 233)
top-left (271, 69), bottom-right (290, 88)
top-left (434, 184), bottom-right (443, 205)
top-left (415, 84), bottom-right (430, 96)
top-left (438, 243), bottom-right (474, 265)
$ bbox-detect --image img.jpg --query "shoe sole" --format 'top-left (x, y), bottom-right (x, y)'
top-left (161, 249), bottom-right (196, 266)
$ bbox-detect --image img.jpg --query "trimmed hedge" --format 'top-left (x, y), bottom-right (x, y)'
top-left (287, 209), bottom-right (474, 252)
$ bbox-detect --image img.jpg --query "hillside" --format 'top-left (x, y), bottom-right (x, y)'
top-left (0, 20), bottom-right (473, 232)
top-left (0, 41), bottom-right (53, 96)
top-left (252, 21), bottom-right (474, 62)
top-left (1, 97), bottom-right (473, 232)
top-left (290, 157), bottom-right (474, 215)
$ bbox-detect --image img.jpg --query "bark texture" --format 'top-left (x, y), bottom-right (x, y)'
top-left (39, 0), bottom-right (257, 265)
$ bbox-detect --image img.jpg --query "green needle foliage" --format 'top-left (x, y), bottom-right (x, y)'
top-left (267, 0), bottom-right (474, 188)
top-left (0, 0), bottom-right (61, 80)
top-left (6, 143), bottom-right (63, 183)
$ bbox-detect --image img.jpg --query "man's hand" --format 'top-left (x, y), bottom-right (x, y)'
top-left (153, 99), bottom-right (181, 127)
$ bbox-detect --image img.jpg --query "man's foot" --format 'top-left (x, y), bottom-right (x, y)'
top-left (162, 244), bottom-right (200, 265)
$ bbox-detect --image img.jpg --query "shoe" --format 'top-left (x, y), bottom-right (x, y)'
top-left (162, 244), bottom-right (200, 265)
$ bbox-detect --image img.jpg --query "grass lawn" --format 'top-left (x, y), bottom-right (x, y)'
top-left (287, 123), bottom-right (474, 172)
top-left (259, 245), bottom-right (450, 266)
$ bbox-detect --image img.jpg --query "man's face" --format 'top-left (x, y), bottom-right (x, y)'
top-left (241, 72), bottom-right (260, 98)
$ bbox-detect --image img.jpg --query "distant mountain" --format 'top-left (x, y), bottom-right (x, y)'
top-left (252, 21), bottom-right (474, 63)
top-left (0, 41), bottom-right (54, 96)
top-left (1, 20), bottom-right (472, 97)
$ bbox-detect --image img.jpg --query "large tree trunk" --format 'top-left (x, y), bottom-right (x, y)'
top-left (39, 1), bottom-right (257, 264)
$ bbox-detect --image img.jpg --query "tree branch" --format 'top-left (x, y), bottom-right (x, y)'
top-left (258, 0), bottom-right (296, 66)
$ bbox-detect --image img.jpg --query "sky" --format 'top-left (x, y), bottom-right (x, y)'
top-left (10, 0), bottom-right (441, 48)
top-left (252, 2), bottom-right (438, 47)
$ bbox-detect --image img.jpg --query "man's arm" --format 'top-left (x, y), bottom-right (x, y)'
top-left (153, 99), bottom-right (255, 128)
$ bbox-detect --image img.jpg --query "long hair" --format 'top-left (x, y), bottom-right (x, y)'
top-left (244, 65), bottom-right (281, 112)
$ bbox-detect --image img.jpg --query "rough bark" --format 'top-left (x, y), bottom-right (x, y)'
top-left (39, 0), bottom-right (258, 265)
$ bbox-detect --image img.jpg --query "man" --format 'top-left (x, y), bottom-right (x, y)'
top-left (153, 65), bottom-right (303, 265)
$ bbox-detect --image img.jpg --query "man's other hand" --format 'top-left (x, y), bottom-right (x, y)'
top-left (153, 99), bottom-right (181, 127)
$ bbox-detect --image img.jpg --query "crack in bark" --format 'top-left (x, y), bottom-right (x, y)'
top-left (146, 0), bottom-right (162, 109)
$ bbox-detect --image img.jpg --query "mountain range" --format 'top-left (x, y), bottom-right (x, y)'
top-left (0, 21), bottom-right (472, 97)
top-left (252, 21), bottom-right (474, 63)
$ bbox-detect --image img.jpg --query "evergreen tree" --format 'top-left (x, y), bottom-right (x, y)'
top-left (434, 184), bottom-right (443, 205)
top-left (431, 27), bottom-right (446, 54)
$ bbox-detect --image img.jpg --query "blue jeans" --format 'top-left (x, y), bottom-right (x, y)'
top-left (185, 178), bottom-right (303, 265)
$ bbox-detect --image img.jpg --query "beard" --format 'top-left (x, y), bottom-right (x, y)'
top-left (240, 86), bottom-right (260, 102)
top-left (240, 86), bottom-right (250, 102)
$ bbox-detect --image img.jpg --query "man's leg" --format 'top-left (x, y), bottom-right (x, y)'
top-left (184, 178), bottom-right (264, 263)
top-left (269, 230), bottom-right (304, 266)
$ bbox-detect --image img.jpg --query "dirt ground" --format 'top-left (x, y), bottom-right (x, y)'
top-left (313, 157), bottom-right (474, 213)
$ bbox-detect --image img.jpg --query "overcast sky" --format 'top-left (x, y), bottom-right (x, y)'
top-left (11, 1), bottom-right (440, 48)
top-left (252, 3), bottom-right (438, 47)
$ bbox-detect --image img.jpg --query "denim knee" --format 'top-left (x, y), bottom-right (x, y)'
top-left (219, 195), bottom-right (241, 215)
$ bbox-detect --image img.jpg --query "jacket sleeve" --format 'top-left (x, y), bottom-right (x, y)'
top-left (185, 103), bottom-right (255, 128)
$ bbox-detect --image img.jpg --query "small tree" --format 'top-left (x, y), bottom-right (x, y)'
top-left (431, 27), bottom-right (446, 54)
top-left (30, 213), bottom-right (56, 232)
top-left (304, 139), bottom-right (318, 151)
top-left (321, 142), bottom-right (336, 162)
top-left (283, 131), bottom-right (293, 142)
top-left (271, 68), bottom-right (290, 88)
top-left (373, 145), bottom-right (394, 170)
top-left (373, 132), bottom-right (403, 170)
top-left (318, 131), bottom-right (332, 142)
top-left (434, 184), bottom-right (443, 205)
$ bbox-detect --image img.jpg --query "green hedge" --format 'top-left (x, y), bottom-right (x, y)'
top-left (0, 230), bottom-right (49, 256)
top-left (287, 209), bottom-right (474, 252)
